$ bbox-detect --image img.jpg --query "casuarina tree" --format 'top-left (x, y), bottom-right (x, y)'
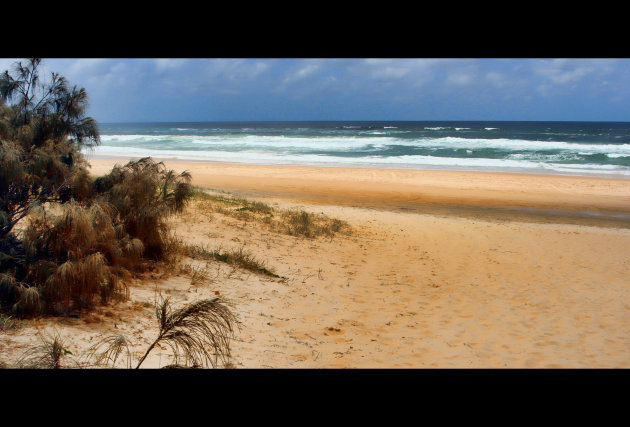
top-left (0, 59), bottom-right (193, 316)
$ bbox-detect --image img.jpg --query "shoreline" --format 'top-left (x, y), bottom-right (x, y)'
top-left (86, 157), bottom-right (630, 228)
top-left (84, 151), bottom-right (630, 180)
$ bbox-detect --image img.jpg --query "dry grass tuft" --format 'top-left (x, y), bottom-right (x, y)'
top-left (82, 333), bottom-right (133, 369)
top-left (275, 208), bottom-right (351, 238)
top-left (0, 314), bottom-right (26, 331)
top-left (16, 330), bottom-right (77, 369)
top-left (12, 286), bottom-right (42, 315)
top-left (136, 296), bottom-right (236, 368)
top-left (134, 294), bottom-right (237, 368)
top-left (179, 263), bottom-right (212, 286)
top-left (15, 295), bottom-right (237, 369)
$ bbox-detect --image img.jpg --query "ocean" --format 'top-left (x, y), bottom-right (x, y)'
top-left (90, 121), bottom-right (630, 177)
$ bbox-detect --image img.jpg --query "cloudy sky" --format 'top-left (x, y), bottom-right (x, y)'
top-left (1, 58), bottom-right (629, 123)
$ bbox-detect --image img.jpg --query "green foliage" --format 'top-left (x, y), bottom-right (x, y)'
top-left (0, 58), bottom-right (102, 316)
top-left (191, 187), bottom-right (351, 239)
top-left (0, 59), bottom-right (99, 241)
top-left (276, 208), bottom-right (351, 238)
top-left (0, 58), bottom-right (99, 148)
top-left (185, 243), bottom-right (282, 278)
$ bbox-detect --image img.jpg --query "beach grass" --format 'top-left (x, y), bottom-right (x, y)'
top-left (12, 295), bottom-right (237, 369)
top-left (0, 315), bottom-right (28, 332)
top-left (191, 186), bottom-right (351, 239)
top-left (183, 243), bottom-right (283, 279)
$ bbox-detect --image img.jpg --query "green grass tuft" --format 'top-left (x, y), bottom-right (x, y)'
top-left (184, 243), bottom-right (284, 279)
top-left (191, 187), bottom-right (351, 239)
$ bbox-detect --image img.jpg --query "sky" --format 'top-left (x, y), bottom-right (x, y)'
top-left (1, 58), bottom-right (629, 123)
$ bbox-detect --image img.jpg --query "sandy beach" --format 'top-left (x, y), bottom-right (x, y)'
top-left (87, 158), bottom-right (630, 225)
top-left (2, 158), bottom-right (630, 368)
top-left (4, 59), bottom-right (630, 372)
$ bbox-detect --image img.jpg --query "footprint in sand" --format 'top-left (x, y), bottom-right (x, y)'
top-left (291, 353), bottom-right (309, 362)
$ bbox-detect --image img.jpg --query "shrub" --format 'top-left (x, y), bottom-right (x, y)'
top-left (15, 201), bottom-right (127, 314)
top-left (0, 59), bottom-right (194, 318)
top-left (93, 157), bottom-right (193, 261)
top-left (0, 58), bottom-right (103, 316)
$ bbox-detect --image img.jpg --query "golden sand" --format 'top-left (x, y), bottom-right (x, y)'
top-left (87, 158), bottom-right (630, 216)
top-left (2, 159), bottom-right (629, 368)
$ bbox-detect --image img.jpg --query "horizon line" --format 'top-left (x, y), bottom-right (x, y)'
top-left (97, 119), bottom-right (630, 124)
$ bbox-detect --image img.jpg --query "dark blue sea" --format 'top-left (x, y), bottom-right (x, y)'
top-left (91, 121), bottom-right (630, 176)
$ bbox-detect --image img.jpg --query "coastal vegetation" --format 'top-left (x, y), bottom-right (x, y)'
top-left (0, 59), bottom-right (217, 321)
top-left (0, 58), bottom-right (350, 369)
top-left (83, 294), bottom-right (236, 369)
top-left (191, 187), bottom-right (352, 239)
top-left (10, 294), bottom-right (235, 369)
top-left (183, 242), bottom-right (284, 279)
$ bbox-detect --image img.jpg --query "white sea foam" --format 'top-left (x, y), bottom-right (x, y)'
top-left (93, 129), bottom-right (630, 178)
top-left (98, 134), bottom-right (630, 157)
top-left (85, 145), bottom-right (630, 176)
top-left (101, 134), bottom-right (160, 142)
top-left (507, 153), bottom-right (583, 162)
top-left (101, 134), bottom-right (403, 151)
top-left (416, 137), bottom-right (630, 155)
